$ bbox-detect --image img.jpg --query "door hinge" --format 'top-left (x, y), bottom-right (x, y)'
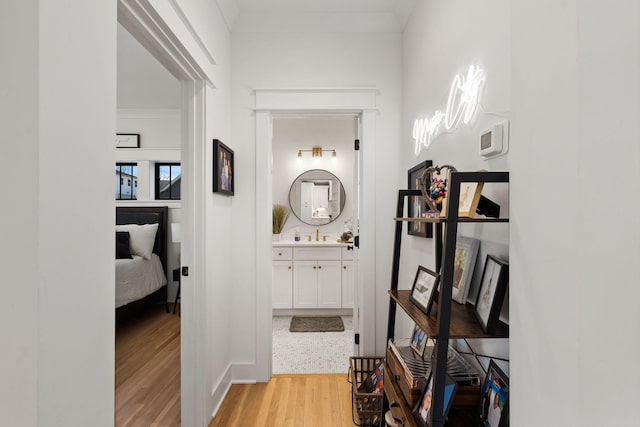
top-left (181, 266), bottom-right (189, 277)
top-left (354, 235), bottom-right (360, 248)
top-left (354, 333), bottom-right (360, 345)
top-left (354, 139), bottom-right (360, 151)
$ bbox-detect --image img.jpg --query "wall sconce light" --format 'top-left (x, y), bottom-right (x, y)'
top-left (296, 146), bottom-right (337, 160)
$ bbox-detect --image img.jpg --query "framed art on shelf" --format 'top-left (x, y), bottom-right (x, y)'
top-left (452, 236), bottom-right (480, 304)
top-left (410, 323), bottom-right (428, 357)
top-left (412, 369), bottom-right (458, 427)
top-left (407, 160), bottom-right (433, 238)
top-left (474, 255), bottom-right (509, 334)
top-left (477, 360), bottom-right (509, 427)
top-left (213, 139), bottom-right (234, 196)
top-left (409, 265), bottom-right (438, 315)
top-left (116, 133), bottom-right (140, 148)
top-left (457, 180), bottom-right (484, 217)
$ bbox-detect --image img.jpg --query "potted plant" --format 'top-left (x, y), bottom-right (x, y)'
top-left (272, 204), bottom-right (289, 241)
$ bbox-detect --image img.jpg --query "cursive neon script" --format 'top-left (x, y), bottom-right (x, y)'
top-left (413, 64), bottom-right (485, 155)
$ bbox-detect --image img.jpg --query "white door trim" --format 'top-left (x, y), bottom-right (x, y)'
top-left (118, 1), bottom-right (213, 425)
top-left (254, 88), bottom-right (378, 381)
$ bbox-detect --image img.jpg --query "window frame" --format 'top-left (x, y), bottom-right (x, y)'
top-left (155, 162), bottom-right (181, 200)
top-left (116, 162), bottom-right (138, 200)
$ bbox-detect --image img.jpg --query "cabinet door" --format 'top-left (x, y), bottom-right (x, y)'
top-left (293, 260), bottom-right (318, 308)
top-left (272, 260), bottom-right (293, 309)
top-left (317, 260), bottom-right (342, 308)
top-left (341, 260), bottom-right (354, 308)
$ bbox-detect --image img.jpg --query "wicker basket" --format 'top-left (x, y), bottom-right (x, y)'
top-left (349, 357), bottom-right (384, 427)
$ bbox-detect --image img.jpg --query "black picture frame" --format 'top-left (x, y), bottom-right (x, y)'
top-left (412, 369), bottom-right (457, 427)
top-left (410, 323), bottom-right (428, 357)
top-left (116, 133), bottom-right (140, 148)
top-left (474, 255), bottom-right (509, 334)
top-left (410, 265), bottom-right (438, 316)
top-left (477, 360), bottom-right (509, 427)
top-left (213, 139), bottom-right (234, 196)
top-left (407, 160), bottom-right (433, 238)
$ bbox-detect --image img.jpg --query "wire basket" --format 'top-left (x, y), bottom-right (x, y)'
top-left (348, 357), bottom-right (384, 427)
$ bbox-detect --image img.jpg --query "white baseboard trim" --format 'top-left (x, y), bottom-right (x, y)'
top-left (209, 364), bottom-right (232, 422)
top-left (273, 308), bottom-right (352, 316)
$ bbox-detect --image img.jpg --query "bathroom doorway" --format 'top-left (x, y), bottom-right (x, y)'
top-left (271, 115), bottom-right (358, 374)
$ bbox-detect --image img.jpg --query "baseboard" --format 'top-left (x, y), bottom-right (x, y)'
top-left (209, 364), bottom-right (232, 422)
top-left (273, 308), bottom-right (352, 317)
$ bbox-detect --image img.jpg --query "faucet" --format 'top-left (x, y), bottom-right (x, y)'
top-left (316, 227), bottom-right (319, 241)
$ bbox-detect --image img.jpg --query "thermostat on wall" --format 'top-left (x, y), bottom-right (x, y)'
top-left (480, 120), bottom-right (509, 159)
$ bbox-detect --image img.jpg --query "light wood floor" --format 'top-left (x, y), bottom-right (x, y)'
top-left (209, 374), bottom-right (359, 427)
top-left (115, 305), bottom-right (358, 427)
top-left (115, 304), bottom-right (181, 427)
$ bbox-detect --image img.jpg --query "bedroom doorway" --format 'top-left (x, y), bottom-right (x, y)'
top-left (114, 22), bottom-right (184, 426)
top-left (116, 1), bottom-right (211, 425)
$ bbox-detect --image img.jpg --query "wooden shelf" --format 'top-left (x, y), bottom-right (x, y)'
top-left (383, 361), bottom-right (419, 427)
top-left (389, 290), bottom-right (509, 339)
top-left (394, 217), bottom-right (509, 224)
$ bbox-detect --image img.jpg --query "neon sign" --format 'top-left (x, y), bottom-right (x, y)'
top-left (413, 64), bottom-right (485, 155)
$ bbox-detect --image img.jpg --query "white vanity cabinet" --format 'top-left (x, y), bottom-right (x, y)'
top-left (272, 248), bottom-right (293, 309)
top-left (293, 247), bottom-right (342, 309)
top-left (272, 243), bottom-right (353, 310)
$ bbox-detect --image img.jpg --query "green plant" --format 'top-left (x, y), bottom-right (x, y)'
top-left (272, 204), bottom-right (289, 234)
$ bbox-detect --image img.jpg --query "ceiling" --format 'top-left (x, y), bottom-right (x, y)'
top-left (216, 0), bottom-right (417, 33)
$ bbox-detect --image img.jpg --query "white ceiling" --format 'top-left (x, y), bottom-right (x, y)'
top-left (216, 0), bottom-right (417, 33)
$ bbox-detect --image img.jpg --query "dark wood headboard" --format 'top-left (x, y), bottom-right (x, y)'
top-left (116, 206), bottom-right (168, 276)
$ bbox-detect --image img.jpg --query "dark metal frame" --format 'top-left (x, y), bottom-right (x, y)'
top-left (155, 162), bottom-right (181, 200)
top-left (115, 162), bottom-right (138, 200)
top-left (385, 171), bottom-right (509, 427)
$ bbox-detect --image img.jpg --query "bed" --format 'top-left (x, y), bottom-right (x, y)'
top-left (115, 206), bottom-right (169, 313)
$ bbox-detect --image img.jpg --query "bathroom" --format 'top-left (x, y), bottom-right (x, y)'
top-left (271, 115), bottom-right (358, 374)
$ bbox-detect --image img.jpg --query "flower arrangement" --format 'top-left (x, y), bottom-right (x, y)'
top-left (272, 204), bottom-right (289, 234)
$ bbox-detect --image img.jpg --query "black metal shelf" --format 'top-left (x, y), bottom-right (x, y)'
top-left (384, 172), bottom-right (509, 427)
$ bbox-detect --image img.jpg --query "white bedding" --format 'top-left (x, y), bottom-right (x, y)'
top-left (116, 254), bottom-right (167, 308)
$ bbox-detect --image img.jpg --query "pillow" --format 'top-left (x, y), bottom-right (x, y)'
top-left (115, 223), bottom-right (159, 259)
top-left (116, 231), bottom-right (133, 259)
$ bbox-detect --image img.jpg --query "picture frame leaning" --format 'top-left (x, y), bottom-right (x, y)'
top-left (474, 255), bottom-right (509, 334)
top-left (452, 236), bottom-right (480, 304)
top-left (477, 359), bottom-right (509, 427)
top-left (409, 265), bottom-right (439, 315)
top-left (407, 160), bottom-right (433, 238)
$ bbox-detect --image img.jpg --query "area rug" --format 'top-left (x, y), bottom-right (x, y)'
top-left (289, 316), bottom-right (345, 332)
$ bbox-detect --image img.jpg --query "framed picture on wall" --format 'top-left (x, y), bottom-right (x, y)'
top-left (451, 236), bottom-right (480, 304)
top-left (407, 160), bottom-right (433, 238)
top-left (474, 255), bottom-right (509, 334)
top-left (213, 139), bottom-right (234, 196)
top-left (116, 133), bottom-right (140, 148)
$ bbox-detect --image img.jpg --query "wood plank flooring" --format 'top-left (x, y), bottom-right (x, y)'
top-left (209, 374), bottom-right (359, 427)
top-left (115, 304), bottom-right (181, 427)
top-left (115, 305), bottom-right (359, 427)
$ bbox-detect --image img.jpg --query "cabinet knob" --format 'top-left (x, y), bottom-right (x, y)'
top-left (288, 265), bottom-right (292, 270)
top-left (318, 266), bottom-right (322, 269)
top-left (278, 252), bottom-right (282, 256)
top-left (343, 265), bottom-right (347, 269)
top-left (313, 266), bottom-right (317, 269)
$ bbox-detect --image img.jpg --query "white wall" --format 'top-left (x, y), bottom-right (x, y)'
top-left (1, 0), bottom-right (117, 425)
top-left (401, 0), bottom-right (511, 364)
top-left (231, 31), bottom-right (403, 369)
top-left (272, 117), bottom-right (355, 239)
top-left (511, 1), bottom-right (640, 426)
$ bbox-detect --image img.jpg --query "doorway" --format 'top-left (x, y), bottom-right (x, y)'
top-left (117, 1), bottom-right (211, 425)
top-left (271, 116), bottom-right (357, 374)
top-left (254, 88), bottom-right (378, 382)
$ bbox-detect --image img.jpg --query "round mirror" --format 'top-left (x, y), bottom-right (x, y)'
top-left (289, 169), bottom-right (346, 225)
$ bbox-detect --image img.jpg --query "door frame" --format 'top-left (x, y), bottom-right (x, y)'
top-left (118, 1), bottom-right (214, 425)
top-left (254, 88), bottom-right (378, 381)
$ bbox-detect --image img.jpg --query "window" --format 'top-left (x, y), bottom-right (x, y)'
top-left (116, 163), bottom-right (138, 200)
top-left (155, 163), bottom-right (181, 200)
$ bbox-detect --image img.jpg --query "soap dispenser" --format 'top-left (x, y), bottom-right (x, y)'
top-left (294, 227), bottom-right (300, 242)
